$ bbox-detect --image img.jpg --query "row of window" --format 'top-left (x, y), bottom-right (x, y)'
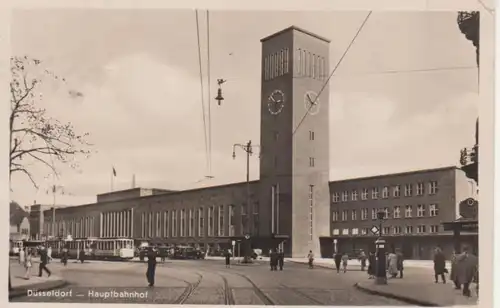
top-left (332, 181), bottom-right (439, 203)
top-left (332, 204), bottom-right (439, 222)
top-left (295, 48), bottom-right (326, 81)
top-left (44, 217), bottom-right (96, 238)
top-left (264, 48), bottom-right (290, 81)
top-left (139, 204), bottom-right (260, 239)
top-left (333, 224), bottom-right (441, 236)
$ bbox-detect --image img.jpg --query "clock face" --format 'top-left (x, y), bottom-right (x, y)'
top-left (267, 90), bottom-right (285, 115)
top-left (304, 91), bottom-right (320, 115)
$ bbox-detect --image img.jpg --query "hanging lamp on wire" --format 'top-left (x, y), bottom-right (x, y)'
top-left (215, 79), bottom-right (226, 105)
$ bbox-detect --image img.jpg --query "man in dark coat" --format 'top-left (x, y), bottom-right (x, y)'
top-left (455, 246), bottom-right (478, 297)
top-left (433, 247), bottom-right (446, 283)
top-left (278, 249), bottom-right (284, 271)
top-left (224, 249), bottom-right (231, 268)
top-left (334, 251), bottom-right (343, 273)
top-left (146, 246), bottom-right (158, 287)
top-left (79, 248), bottom-right (85, 263)
top-left (61, 247), bottom-right (69, 266)
top-left (269, 249), bottom-right (278, 271)
top-left (367, 251), bottom-right (376, 279)
top-left (396, 249), bottom-right (404, 278)
top-left (38, 246), bottom-right (51, 277)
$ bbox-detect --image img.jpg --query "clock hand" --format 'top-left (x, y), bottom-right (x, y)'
top-left (306, 94), bottom-right (316, 105)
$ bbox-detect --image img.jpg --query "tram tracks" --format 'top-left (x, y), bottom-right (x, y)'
top-left (173, 272), bottom-right (203, 304)
top-left (231, 272), bottom-right (275, 305)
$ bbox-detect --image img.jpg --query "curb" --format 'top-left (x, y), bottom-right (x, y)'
top-left (9, 279), bottom-right (69, 300)
top-left (353, 282), bottom-right (439, 307)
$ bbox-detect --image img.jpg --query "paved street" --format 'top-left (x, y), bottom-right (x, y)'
top-left (11, 259), bottom-right (407, 305)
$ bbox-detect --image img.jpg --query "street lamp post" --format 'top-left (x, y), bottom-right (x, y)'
top-left (232, 140), bottom-right (260, 263)
top-left (375, 211), bottom-right (387, 285)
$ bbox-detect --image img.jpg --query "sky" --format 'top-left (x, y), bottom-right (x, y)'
top-left (9, 9), bottom-right (479, 208)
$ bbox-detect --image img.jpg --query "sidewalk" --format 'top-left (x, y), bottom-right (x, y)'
top-left (287, 258), bottom-right (452, 269)
top-left (9, 260), bottom-right (68, 299)
top-left (355, 273), bottom-right (478, 306)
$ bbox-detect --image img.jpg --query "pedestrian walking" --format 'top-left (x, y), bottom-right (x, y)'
top-left (433, 247), bottom-right (447, 284)
top-left (386, 250), bottom-right (398, 278)
top-left (146, 246), bottom-right (158, 287)
top-left (61, 247), bottom-right (68, 266)
top-left (278, 249), bottom-right (284, 271)
top-left (307, 250), bottom-right (314, 269)
top-left (367, 251), bottom-right (376, 279)
top-left (38, 246), bottom-right (51, 278)
top-left (455, 246), bottom-right (478, 297)
top-left (341, 253), bottom-right (349, 273)
top-left (334, 252), bottom-right (342, 273)
top-left (396, 249), bottom-right (404, 278)
top-left (19, 247), bottom-right (25, 265)
top-left (47, 246), bottom-right (53, 264)
top-left (24, 248), bottom-right (33, 280)
top-left (270, 249), bottom-right (278, 271)
top-left (79, 247), bottom-right (85, 263)
top-left (225, 249), bottom-right (232, 268)
top-left (359, 250), bottom-right (367, 271)
top-left (450, 250), bottom-right (460, 289)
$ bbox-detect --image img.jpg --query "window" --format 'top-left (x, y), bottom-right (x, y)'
top-left (309, 185), bottom-right (314, 240)
top-left (309, 157), bottom-right (315, 167)
top-left (332, 211), bottom-right (339, 222)
top-left (229, 205), bottom-right (235, 236)
top-left (382, 187), bottom-right (389, 198)
top-left (429, 181), bottom-right (438, 194)
top-left (417, 204), bottom-right (426, 217)
top-left (382, 227), bottom-right (391, 235)
top-left (351, 210), bottom-right (357, 221)
top-left (341, 210), bottom-right (348, 221)
top-left (148, 212), bottom-right (152, 237)
top-left (189, 209), bottom-right (194, 237)
top-left (163, 211), bottom-right (168, 237)
top-left (361, 228), bottom-right (368, 235)
top-left (417, 225), bottom-right (426, 233)
top-left (393, 226), bottom-right (402, 234)
top-left (156, 212), bottom-right (161, 237)
top-left (218, 205), bottom-right (224, 236)
top-left (342, 228), bottom-right (349, 235)
top-left (372, 209), bottom-right (378, 220)
top-left (372, 188), bottom-right (379, 199)
top-left (342, 191), bottom-right (348, 202)
top-left (429, 204), bottom-right (439, 217)
top-left (180, 209), bottom-right (186, 237)
top-left (351, 190), bottom-right (358, 201)
top-left (332, 193), bottom-right (340, 203)
top-left (405, 205), bottom-right (413, 218)
top-left (361, 208), bottom-right (368, 220)
top-left (393, 185), bottom-right (401, 197)
top-left (309, 131), bottom-right (315, 140)
top-left (171, 210), bottom-right (177, 237)
top-left (405, 226), bottom-right (413, 234)
top-left (352, 228), bottom-right (359, 235)
top-left (393, 206), bottom-right (401, 218)
top-left (416, 183), bottom-right (424, 196)
top-left (430, 225), bottom-right (439, 233)
top-left (284, 48), bottom-right (289, 74)
top-left (383, 207), bottom-right (390, 219)
top-left (361, 189), bottom-right (368, 200)
top-left (332, 229), bottom-right (340, 235)
top-left (198, 208), bottom-right (204, 237)
top-left (404, 184), bottom-right (412, 197)
top-left (208, 206), bottom-right (214, 236)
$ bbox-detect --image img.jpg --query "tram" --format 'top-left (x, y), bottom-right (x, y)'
top-left (46, 237), bottom-right (135, 261)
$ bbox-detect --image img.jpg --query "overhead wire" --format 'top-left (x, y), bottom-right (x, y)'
top-left (292, 11), bottom-right (372, 136)
top-left (206, 10), bottom-right (213, 177)
top-left (195, 10), bottom-right (210, 175)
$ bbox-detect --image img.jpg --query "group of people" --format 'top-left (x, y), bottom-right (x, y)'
top-left (434, 246), bottom-right (478, 298)
top-left (18, 245), bottom-right (52, 279)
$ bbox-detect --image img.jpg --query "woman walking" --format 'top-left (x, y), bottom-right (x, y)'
top-left (341, 252), bottom-right (349, 273)
top-left (433, 247), bottom-right (447, 284)
top-left (387, 251), bottom-right (398, 278)
top-left (24, 248), bottom-right (33, 280)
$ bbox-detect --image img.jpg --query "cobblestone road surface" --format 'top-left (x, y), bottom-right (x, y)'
top-left (11, 259), bottom-right (408, 305)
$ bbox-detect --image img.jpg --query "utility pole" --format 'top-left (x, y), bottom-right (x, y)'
top-left (233, 140), bottom-right (260, 263)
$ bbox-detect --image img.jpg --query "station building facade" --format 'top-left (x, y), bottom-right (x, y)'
top-left (26, 26), bottom-right (477, 259)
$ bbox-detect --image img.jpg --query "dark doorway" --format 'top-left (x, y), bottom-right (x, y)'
top-left (402, 241), bottom-right (412, 259)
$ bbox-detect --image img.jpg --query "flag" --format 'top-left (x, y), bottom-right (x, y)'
top-left (112, 167), bottom-right (117, 177)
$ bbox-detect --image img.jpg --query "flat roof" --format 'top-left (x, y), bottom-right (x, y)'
top-left (329, 166), bottom-right (460, 184)
top-left (260, 25), bottom-right (330, 43)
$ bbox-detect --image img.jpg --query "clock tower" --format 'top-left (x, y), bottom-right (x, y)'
top-left (258, 26), bottom-right (331, 257)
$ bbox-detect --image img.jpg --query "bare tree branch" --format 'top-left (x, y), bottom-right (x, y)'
top-left (9, 56), bottom-right (93, 190)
